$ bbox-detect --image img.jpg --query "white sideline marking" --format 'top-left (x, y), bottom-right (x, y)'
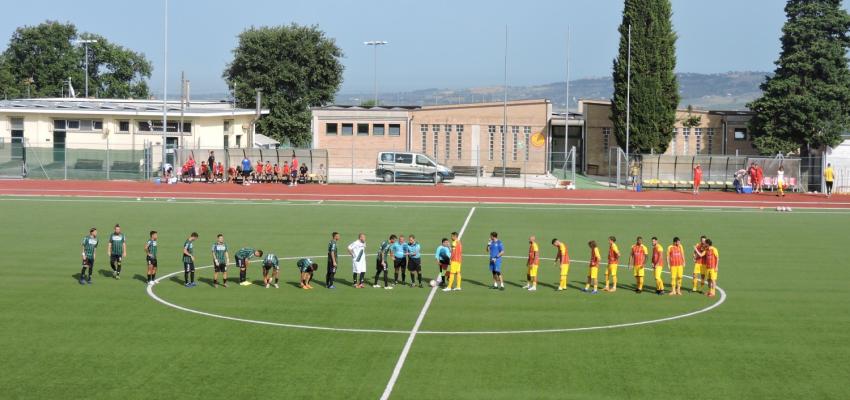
top-left (379, 206), bottom-right (476, 400)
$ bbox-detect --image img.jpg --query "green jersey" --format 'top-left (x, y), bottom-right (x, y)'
top-left (378, 240), bottom-right (392, 262)
top-left (235, 247), bottom-right (255, 260)
top-left (146, 239), bottom-right (158, 259)
top-left (81, 235), bottom-right (98, 258)
top-left (297, 258), bottom-right (314, 273)
top-left (109, 233), bottom-right (126, 256)
top-left (212, 242), bottom-right (228, 263)
top-left (263, 253), bottom-right (279, 268)
top-left (183, 239), bottom-right (195, 262)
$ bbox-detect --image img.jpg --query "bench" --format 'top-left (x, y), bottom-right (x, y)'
top-left (491, 167), bottom-right (521, 178)
top-left (74, 159), bottom-right (104, 170)
top-left (110, 161), bottom-right (139, 173)
top-left (452, 166), bottom-right (484, 177)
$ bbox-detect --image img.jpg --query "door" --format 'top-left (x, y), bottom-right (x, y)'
top-left (416, 154), bottom-right (436, 180)
top-left (53, 131), bottom-right (66, 163)
top-left (10, 118), bottom-right (24, 160)
top-left (165, 137), bottom-right (179, 166)
top-left (393, 153), bottom-right (414, 180)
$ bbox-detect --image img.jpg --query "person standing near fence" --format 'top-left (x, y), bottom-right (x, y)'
top-left (777, 165), bottom-right (786, 197)
top-left (291, 156), bottom-right (300, 186)
top-left (693, 164), bottom-right (702, 195)
top-left (207, 151), bottom-right (215, 182)
top-left (755, 163), bottom-right (764, 193)
top-left (240, 156), bottom-right (252, 186)
top-left (824, 163), bottom-right (835, 197)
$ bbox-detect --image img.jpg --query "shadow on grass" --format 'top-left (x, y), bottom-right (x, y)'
top-left (132, 274), bottom-right (148, 284)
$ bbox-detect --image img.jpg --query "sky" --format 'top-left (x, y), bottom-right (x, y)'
top-left (2, 0), bottom-right (847, 96)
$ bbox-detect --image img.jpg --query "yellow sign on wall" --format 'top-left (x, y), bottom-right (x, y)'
top-left (531, 132), bottom-right (546, 148)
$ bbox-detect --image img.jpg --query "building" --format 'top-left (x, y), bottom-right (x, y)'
top-left (0, 98), bottom-right (268, 168)
top-left (312, 98), bottom-right (756, 177)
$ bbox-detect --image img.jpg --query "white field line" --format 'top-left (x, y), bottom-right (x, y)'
top-left (2, 195), bottom-right (850, 214)
top-left (379, 206), bottom-right (476, 400)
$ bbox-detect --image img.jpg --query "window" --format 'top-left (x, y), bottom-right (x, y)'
top-left (373, 124), bottom-right (385, 136)
top-left (420, 125), bottom-right (428, 153)
top-left (432, 124), bottom-right (440, 157)
top-left (395, 153), bottom-right (413, 164)
top-left (416, 155), bottom-right (434, 166)
top-left (54, 120), bottom-right (66, 130)
top-left (488, 125), bottom-right (496, 161)
top-left (357, 123), bottom-right (370, 136)
top-left (67, 120), bottom-right (80, 130)
top-left (734, 128), bottom-right (747, 141)
top-left (695, 128), bottom-right (703, 154)
top-left (602, 127), bottom-right (611, 154)
top-left (682, 127), bottom-right (690, 155)
top-left (524, 126), bottom-right (531, 161)
top-left (11, 118), bottom-right (23, 145)
top-left (80, 120), bottom-right (92, 131)
top-left (499, 126), bottom-right (505, 161)
top-left (707, 128), bottom-right (715, 153)
top-left (341, 123), bottom-right (353, 136)
top-left (381, 153), bottom-right (394, 162)
top-left (236, 135), bottom-right (242, 148)
top-left (118, 120), bottom-right (130, 133)
top-left (54, 119), bottom-right (101, 132)
top-left (456, 124), bottom-right (464, 160)
top-left (388, 124), bottom-right (401, 136)
top-left (137, 120), bottom-right (190, 133)
top-left (224, 120), bottom-right (233, 134)
top-left (444, 125), bottom-right (451, 160)
top-left (671, 128), bottom-right (678, 155)
top-left (325, 123), bottom-right (338, 135)
top-left (512, 126), bottom-right (519, 161)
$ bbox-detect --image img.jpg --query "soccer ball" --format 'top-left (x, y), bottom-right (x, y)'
top-left (786, 207), bottom-right (793, 212)
top-left (776, 206), bottom-right (783, 212)
top-left (429, 280), bottom-right (437, 288)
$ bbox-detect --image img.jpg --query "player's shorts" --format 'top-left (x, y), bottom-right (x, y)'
top-left (527, 264), bottom-right (539, 278)
top-left (654, 267), bottom-right (663, 281)
top-left (706, 268), bottom-right (718, 281)
top-left (183, 261), bottom-right (195, 273)
top-left (634, 266), bottom-right (645, 277)
top-left (236, 257), bottom-right (247, 269)
top-left (694, 263), bottom-right (704, 275)
top-left (146, 256), bottom-right (158, 267)
top-left (559, 263), bottom-right (570, 277)
top-left (214, 260), bottom-right (227, 272)
top-left (606, 263), bottom-right (618, 277)
top-left (394, 258), bottom-right (407, 270)
top-left (489, 259), bottom-right (502, 274)
top-left (110, 254), bottom-right (123, 264)
top-left (407, 258), bottom-right (422, 272)
top-left (588, 266), bottom-right (599, 279)
top-left (375, 259), bottom-right (387, 272)
top-left (449, 261), bottom-right (461, 274)
top-left (670, 266), bottom-right (683, 280)
top-left (439, 263), bottom-right (449, 272)
top-left (82, 257), bottom-right (94, 267)
top-left (263, 263), bottom-right (279, 271)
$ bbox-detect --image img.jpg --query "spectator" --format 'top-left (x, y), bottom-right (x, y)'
top-left (747, 162), bottom-right (757, 187)
top-left (214, 162), bottom-right (224, 183)
top-left (299, 163), bottom-right (308, 184)
top-left (754, 163), bottom-right (764, 193)
top-left (693, 164), bottom-right (702, 195)
top-left (200, 161), bottom-right (210, 182)
top-left (777, 165), bottom-right (786, 197)
top-left (227, 165), bottom-right (237, 183)
top-left (273, 163), bottom-right (281, 183)
top-left (824, 163), bottom-right (834, 197)
top-left (629, 162), bottom-right (640, 191)
top-left (264, 161), bottom-right (273, 183)
top-left (207, 151), bottom-right (215, 176)
top-left (254, 160), bottom-right (264, 183)
top-left (317, 163), bottom-right (327, 185)
top-left (282, 161), bottom-right (291, 185)
top-left (186, 156), bottom-right (197, 182)
top-left (241, 156), bottom-right (252, 186)
top-left (163, 162), bottom-right (173, 183)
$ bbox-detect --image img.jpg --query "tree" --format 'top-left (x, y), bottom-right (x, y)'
top-left (224, 24), bottom-right (344, 147)
top-left (610, 0), bottom-right (679, 154)
top-left (0, 21), bottom-right (151, 99)
top-left (748, 0), bottom-right (850, 156)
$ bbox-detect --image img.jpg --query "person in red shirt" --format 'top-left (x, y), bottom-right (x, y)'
top-left (755, 164), bottom-right (764, 193)
top-left (254, 160), bottom-right (263, 183)
top-left (291, 156), bottom-right (299, 186)
top-left (629, 237), bottom-right (649, 293)
top-left (651, 237), bottom-right (665, 295)
top-left (282, 162), bottom-right (291, 185)
top-left (215, 162), bottom-right (224, 183)
top-left (604, 236), bottom-right (620, 292)
top-left (199, 161), bottom-right (209, 182)
top-left (263, 161), bottom-right (273, 183)
top-left (584, 240), bottom-right (601, 294)
top-left (703, 239), bottom-right (720, 297)
top-left (227, 165), bottom-right (237, 182)
top-left (273, 164), bottom-right (281, 183)
top-left (693, 164), bottom-right (702, 195)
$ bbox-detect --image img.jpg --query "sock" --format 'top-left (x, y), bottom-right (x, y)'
top-left (457, 274), bottom-right (462, 288)
top-left (223, 277), bottom-right (227, 284)
top-left (240, 270), bottom-right (246, 283)
top-left (585, 282), bottom-right (590, 290)
top-left (80, 267), bottom-right (87, 279)
top-left (353, 273), bottom-right (358, 285)
top-left (117, 262), bottom-right (122, 275)
top-left (184, 272), bottom-right (189, 283)
top-left (402, 271), bottom-right (406, 283)
top-left (147, 274), bottom-right (151, 282)
top-left (110, 262), bottom-right (116, 272)
top-left (447, 274), bottom-right (455, 289)
top-left (190, 272), bottom-right (195, 283)
top-left (374, 272), bottom-right (381, 285)
top-left (560, 276), bottom-right (567, 289)
top-left (418, 273), bottom-right (422, 285)
top-left (214, 279), bottom-right (218, 285)
top-left (359, 272), bottom-right (366, 285)
top-left (638, 278), bottom-right (644, 291)
top-left (152, 272), bottom-right (156, 280)
top-left (613, 276), bottom-right (617, 288)
top-left (274, 277), bottom-right (279, 284)
top-left (383, 271), bottom-right (388, 286)
top-left (394, 271), bottom-right (399, 282)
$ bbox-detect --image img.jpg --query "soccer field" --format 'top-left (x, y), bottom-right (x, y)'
top-left (1, 196), bottom-right (848, 399)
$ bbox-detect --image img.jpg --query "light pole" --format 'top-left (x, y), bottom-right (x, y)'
top-left (625, 24), bottom-right (631, 161)
top-left (75, 39), bottom-right (98, 98)
top-left (162, 0), bottom-right (169, 173)
top-left (364, 40), bottom-right (388, 106)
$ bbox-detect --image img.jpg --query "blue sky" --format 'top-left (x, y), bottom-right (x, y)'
top-left (2, 0), bottom-right (846, 95)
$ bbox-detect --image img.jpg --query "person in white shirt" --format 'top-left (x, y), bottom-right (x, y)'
top-left (777, 165), bottom-right (786, 197)
top-left (348, 233), bottom-right (367, 288)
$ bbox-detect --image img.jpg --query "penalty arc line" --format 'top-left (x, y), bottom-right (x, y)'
top-left (379, 206), bottom-right (476, 400)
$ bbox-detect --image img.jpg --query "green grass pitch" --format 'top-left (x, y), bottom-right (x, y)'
top-left (0, 197), bottom-right (848, 399)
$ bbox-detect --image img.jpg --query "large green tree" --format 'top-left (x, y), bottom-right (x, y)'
top-left (611, 0), bottom-right (679, 154)
top-left (224, 24), bottom-right (344, 147)
top-left (0, 21), bottom-right (151, 99)
top-left (748, 0), bottom-right (850, 156)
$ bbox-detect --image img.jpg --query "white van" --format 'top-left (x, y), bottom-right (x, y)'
top-left (376, 152), bottom-right (455, 183)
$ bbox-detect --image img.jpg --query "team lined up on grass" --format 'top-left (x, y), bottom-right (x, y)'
top-left (77, 227), bottom-right (719, 297)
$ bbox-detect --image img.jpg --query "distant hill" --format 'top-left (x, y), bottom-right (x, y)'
top-left (335, 71), bottom-right (769, 111)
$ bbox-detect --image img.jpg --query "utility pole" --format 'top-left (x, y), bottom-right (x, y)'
top-left (625, 24), bottom-right (632, 160)
top-left (162, 0), bottom-right (169, 172)
top-left (502, 26), bottom-right (508, 187)
top-left (364, 40), bottom-right (388, 105)
top-left (75, 39), bottom-right (98, 98)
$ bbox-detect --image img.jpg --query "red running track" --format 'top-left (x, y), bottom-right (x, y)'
top-left (0, 179), bottom-right (847, 209)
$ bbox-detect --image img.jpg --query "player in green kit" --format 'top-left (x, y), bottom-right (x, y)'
top-left (297, 258), bottom-right (319, 289)
top-left (374, 235), bottom-right (396, 289)
top-left (79, 228), bottom-right (98, 285)
top-left (145, 231), bottom-right (158, 285)
top-left (182, 232), bottom-right (199, 287)
top-left (235, 247), bottom-right (263, 286)
top-left (211, 234), bottom-right (230, 288)
top-left (262, 253), bottom-right (280, 288)
top-left (108, 224), bottom-right (126, 279)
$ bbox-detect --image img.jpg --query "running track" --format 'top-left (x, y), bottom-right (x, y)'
top-left (0, 179), bottom-right (847, 209)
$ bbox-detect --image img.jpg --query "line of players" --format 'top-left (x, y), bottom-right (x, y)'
top-left (77, 225), bottom-right (718, 296)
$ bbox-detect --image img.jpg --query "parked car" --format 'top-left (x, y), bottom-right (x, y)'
top-left (376, 152), bottom-right (455, 183)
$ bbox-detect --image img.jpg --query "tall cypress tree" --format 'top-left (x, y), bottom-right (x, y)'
top-left (611, 0), bottom-right (679, 154)
top-left (748, 0), bottom-right (850, 156)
